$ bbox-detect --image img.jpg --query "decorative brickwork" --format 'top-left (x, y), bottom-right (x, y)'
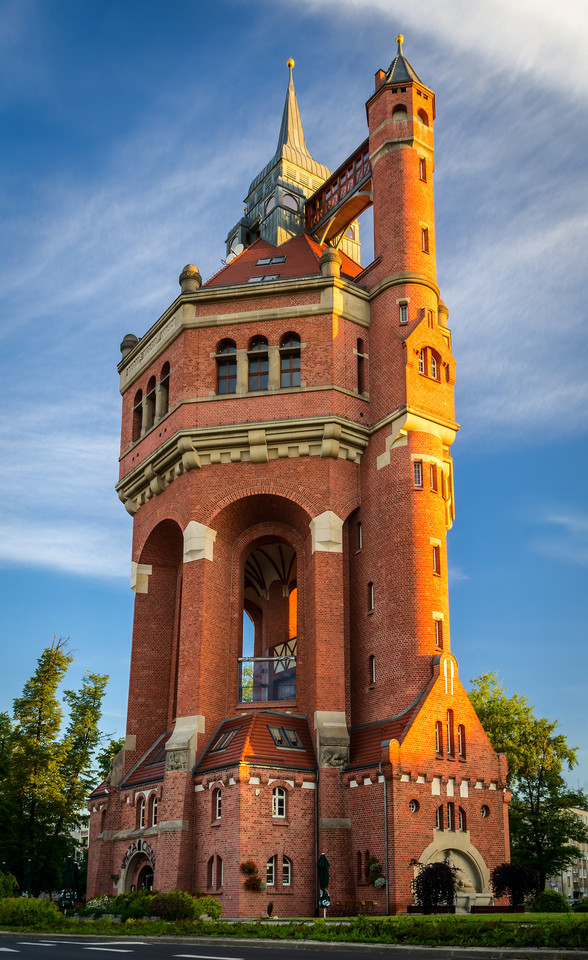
top-left (88, 43), bottom-right (509, 916)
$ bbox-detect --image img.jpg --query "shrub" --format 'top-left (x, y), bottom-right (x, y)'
top-left (366, 856), bottom-right (383, 885)
top-left (84, 893), bottom-right (115, 916)
top-left (573, 901), bottom-right (588, 912)
top-left (491, 862), bottom-right (540, 907)
top-left (530, 890), bottom-right (570, 913)
top-left (0, 874), bottom-right (19, 899)
top-left (0, 897), bottom-right (61, 927)
top-left (193, 894), bottom-right (222, 919)
top-left (149, 889), bottom-right (197, 921)
top-left (411, 860), bottom-right (458, 914)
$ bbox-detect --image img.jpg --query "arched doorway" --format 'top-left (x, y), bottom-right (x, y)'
top-left (136, 864), bottom-right (154, 890)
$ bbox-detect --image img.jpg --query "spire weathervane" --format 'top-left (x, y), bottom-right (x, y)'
top-left (396, 34), bottom-right (404, 54)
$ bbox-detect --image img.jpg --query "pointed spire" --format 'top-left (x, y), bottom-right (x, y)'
top-left (385, 34), bottom-right (424, 85)
top-left (276, 59), bottom-right (310, 157)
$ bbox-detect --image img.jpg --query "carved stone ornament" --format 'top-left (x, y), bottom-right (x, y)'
top-left (121, 839), bottom-right (155, 870)
top-left (165, 749), bottom-right (189, 772)
top-left (320, 744), bottom-right (349, 768)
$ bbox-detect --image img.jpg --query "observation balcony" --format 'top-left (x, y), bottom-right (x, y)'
top-left (238, 639), bottom-right (297, 702)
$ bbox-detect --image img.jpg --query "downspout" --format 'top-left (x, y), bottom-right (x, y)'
top-left (314, 766), bottom-right (319, 914)
top-left (379, 760), bottom-right (389, 915)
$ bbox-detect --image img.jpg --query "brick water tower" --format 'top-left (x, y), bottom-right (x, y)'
top-left (87, 39), bottom-right (510, 916)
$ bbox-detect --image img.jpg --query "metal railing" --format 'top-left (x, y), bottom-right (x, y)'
top-left (238, 654), bottom-right (297, 703)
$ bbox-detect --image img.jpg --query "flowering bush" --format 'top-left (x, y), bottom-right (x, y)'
top-left (374, 876), bottom-right (386, 889)
top-left (244, 874), bottom-right (265, 891)
top-left (241, 860), bottom-right (258, 875)
top-left (366, 856), bottom-right (383, 885)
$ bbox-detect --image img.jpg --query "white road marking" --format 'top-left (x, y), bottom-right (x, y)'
top-left (0, 949), bottom-right (19, 953)
top-left (84, 951), bottom-right (133, 955)
top-left (174, 956), bottom-right (245, 959)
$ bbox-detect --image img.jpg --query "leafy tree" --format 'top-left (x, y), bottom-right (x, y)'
top-left (490, 862), bottom-right (539, 907)
top-left (95, 736), bottom-right (125, 781)
top-left (469, 673), bottom-right (588, 888)
top-left (411, 860), bottom-right (459, 913)
top-left (0, 638), bottom-right (109, 894)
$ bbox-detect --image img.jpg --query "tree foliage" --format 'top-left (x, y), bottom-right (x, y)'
top-left (411, 860), bottom-right (459, 913)
top-left (469, 673), bottom-right (588, 887)
top-left (95, 736), bottom-right (125, 781)
top-left (490, 862), bottom-right (539, 906)
top-left (0, 638), bottom-right (109, 894)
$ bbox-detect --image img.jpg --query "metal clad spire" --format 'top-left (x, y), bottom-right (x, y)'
top-left (276, 58), bottom-right (310, 156)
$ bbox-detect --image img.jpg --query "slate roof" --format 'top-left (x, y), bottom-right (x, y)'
top-left (194, 711), bottom-right (316, 775)
top-left (385, 36), bottom-right (426, 87)
top-left (203, 233), bottom-right (363, 288)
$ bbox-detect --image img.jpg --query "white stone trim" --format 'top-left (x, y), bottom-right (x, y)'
top-left (183, 521), bottom-right (217, 563)
top-left (130, 561), bottom-right (152, 594)
top-left (310, 511), bottom-right (343, 553)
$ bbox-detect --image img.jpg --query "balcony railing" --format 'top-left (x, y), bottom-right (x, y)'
top-left (238, 651), bottom-right (297, 703)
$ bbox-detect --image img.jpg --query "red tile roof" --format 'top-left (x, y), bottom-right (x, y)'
top-left (119, 731), bottom-right (172, 789)
top-left (349, 702), bottom-right (420, 768)
top-left (195, 711), bottom-right (316, 774)
top-left (203, 234), bottom-right (363, 288)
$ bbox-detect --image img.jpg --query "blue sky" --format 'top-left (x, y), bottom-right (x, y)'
top-left (0, 0), bottom-right (586, 789)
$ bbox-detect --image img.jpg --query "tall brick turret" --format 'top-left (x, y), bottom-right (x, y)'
top-left (87, 43), bottom-right (509, 917)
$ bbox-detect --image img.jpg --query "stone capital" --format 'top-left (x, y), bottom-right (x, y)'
top-left (183, 520), bottom-right (217, 563)
top-left (310, 511), bottom-right (343, 553)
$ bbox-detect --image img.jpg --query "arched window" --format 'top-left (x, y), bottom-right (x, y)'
top-left (419, 349), bottom-right (426, 375)
top-left (369, 654), bottom-right (376, 684)
top-left (280, 332), bottom-right (301, 388)
top-left (138, 796), bottom-right (145, 829)
top-left (481, 804), bottom-right (490, 819)
top-left (364, 850), bottom-right (371, 883)
top-left (446, 709), bottom-right (455, 756)
top-left (150, 795), bottom-right (158, 826)
top-left (272, 786), bottom-right (286, 818)
top-left (357, 851), bottom-right (362, 881)
top-left (145, 376), bottom-right (156, 431)
top-left (213, 787), bottom-right (222, 820)
top-left (132, 389), bottom-right (143, 442)
top-left (435, 720), bottom-right (443, 755)
top-left (248, 336), bottom-right (269, 392)
top-left (368, 582), bottom-right (374, 612)
top-left (421, 227), bottom-right (429, 253)
top-left (216, 339), bottom-right (237, 395)
top-left (392, 105), bottom-right (407, 120)
top-left (436, 805), bottom-right (443, 830)
top-left (282, 856), bottom-right (292, 886)
top-left (418, 109), bottom-right (429, 126)
top-left (216, 855), bottom-right (223, 888)
top-left (447, 801), bottom-right (455, 831)
top-left (266, 854), bottom-right (277, 886)
top-left (159, 362), bottom-right (170, 417)
top-left (207, 855), bottom-right (214, 888)
top-left (419, 156), bottom-right (427, 181)
top-left (458, 724), bottom-right (466, 758)
top-left (459, 807), bottom-right (467, 832)
top-left (265, 196), bottom-right (276, 215)
top-left (283, 194), bottom-right (299, 212)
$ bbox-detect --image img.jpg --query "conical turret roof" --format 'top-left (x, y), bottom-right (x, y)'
top-left (385, 34), bottom-right (424, 85)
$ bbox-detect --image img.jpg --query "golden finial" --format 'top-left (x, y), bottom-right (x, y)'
top-left (396, 34), bottom-right (404, 52)
top-left (287, 58), bottom-right (295, 69)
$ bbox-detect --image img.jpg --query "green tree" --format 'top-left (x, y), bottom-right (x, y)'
top-left (0, 638), bottom-right (108, 894)
top-left (95, 736), bottom-right (125, 781)
top-left (469, 673), bottom-right (588, 889)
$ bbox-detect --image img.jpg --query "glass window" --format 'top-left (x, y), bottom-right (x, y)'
top-left (280, 332), bottom-right (301, 388)
top-left (217, 340), bottom-right (237, 395)
top-left (272, 786), bottom-right (286, 818)
top-left (214, 788), bottom-right (222, 820)
top-left (414, 461), bottom-right (423, 487)
top-left (283, 856), bottom-right (292, 886)
top-left (266, 855), bottom-right (276, 886)
top-left (248, 336), bottom-right (269, 391)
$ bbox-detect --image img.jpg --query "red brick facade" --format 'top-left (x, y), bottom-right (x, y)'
top-left (87, 42), bottom-right (510, 916)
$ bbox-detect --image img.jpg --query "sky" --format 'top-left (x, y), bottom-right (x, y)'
top-left (0, 0), bottom-right (586, 790)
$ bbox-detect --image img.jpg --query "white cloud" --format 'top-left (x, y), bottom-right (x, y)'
top-left (533, 512), bottom-right (588, 567)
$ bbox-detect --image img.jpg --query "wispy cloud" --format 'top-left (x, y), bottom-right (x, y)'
top-left (532, 512), bottom-right (588, 567)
